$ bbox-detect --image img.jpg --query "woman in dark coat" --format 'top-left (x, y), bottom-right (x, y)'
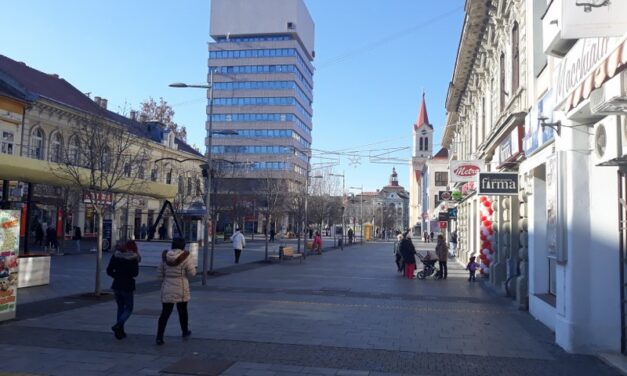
top-left (399, 231), bottom-right (417, 279)
top-left (106, 240), bottom-right (140, 339)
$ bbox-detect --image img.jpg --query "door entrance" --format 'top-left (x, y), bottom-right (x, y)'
top-left (618, 169), bottom-right (627, 354)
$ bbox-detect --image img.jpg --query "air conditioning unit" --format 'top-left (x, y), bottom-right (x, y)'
top-left (592, 115), bottom-right (623, 166)
top-left (590, 71), bottom-right (627, 115)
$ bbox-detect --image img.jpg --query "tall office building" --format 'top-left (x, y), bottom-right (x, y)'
top-left (208, 0), bottom-right (315, 197)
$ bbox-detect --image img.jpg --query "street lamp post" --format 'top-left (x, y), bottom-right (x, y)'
top-left (329, 172), bottom-right (345, 250)
top-left (169, 70), bottom-right (221, 286)
top-left (349, 185), bottom-right (363, 244)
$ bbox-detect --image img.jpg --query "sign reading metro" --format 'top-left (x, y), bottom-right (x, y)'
top-left (477, 172), bottom-right (519, 196)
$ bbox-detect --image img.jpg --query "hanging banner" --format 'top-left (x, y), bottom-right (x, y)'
top-left (0, 210), bottom-right (20, 321)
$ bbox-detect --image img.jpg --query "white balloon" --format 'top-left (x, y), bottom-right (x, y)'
top-left (482, 248), bottom-right (489, 256)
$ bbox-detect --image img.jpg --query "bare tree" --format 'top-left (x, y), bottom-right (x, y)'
top-left (51, 115), bottom-right (150, 295)
top-left (254, 169), bottom-right (287, 261)
top-left (139, 97), bottom-right (186, 140)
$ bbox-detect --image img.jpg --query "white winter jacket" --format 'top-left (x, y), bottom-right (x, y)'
top-left (158, 248), bottom-right (196, 303)
top-left (230, 231), bottom-right (246, 250)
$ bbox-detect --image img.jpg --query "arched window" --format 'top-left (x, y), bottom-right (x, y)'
top-left (178, 175), bottom-right (185, 192)
top-left (419, 137), bottom-right (424, 151)
top-left (31, 128), bottom-right (45, 160)
top-left (150, 167), bottom-right (158, 182)
top-left (500, 52), bottom-right (506, 111)
top-left (424, 137), bottom-right (428, 151)
top-left (512, 22), bottom-right (520, 93)
top-left (68, 135), bottom-right (80, 166)
top-left (49, 132), bottom-right (63, 162)
top-left (138, 165), bottom-right (145, 180)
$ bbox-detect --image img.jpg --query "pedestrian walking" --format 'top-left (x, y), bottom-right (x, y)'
top-left (430, 231), bottom-right (434, 243)
top-left (230, 227), bottom-right (246, 264)
top-left (348, 228), bottom-right (354, 245)
top-left (466, 256), bottom-right (479, 282)
top-left (158, 224), bottom-right (167, 240)
top-left (450, 230), bottom-right (458, 257)
top-left (269, 228), bottom-right (276, 242)
top-left (399, 231), bottom-right (417, 279)
top-left (435, 234), bottom-right (448, 279)
top-left (312, 231), bottom-right (322, 254)
top-left (107, 240), bottom-right (140, 340)
top-left (45, 226), bottom-right (58, 251)
top-left (394, 232), bottom-right (404, 273)
top-left (156, 237), bottom-right (196, 346)
top-left (140, 223), bottom-right (147, 240)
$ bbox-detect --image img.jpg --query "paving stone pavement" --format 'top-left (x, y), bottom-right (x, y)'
top-left (0, 240), bottom-right (622, 375)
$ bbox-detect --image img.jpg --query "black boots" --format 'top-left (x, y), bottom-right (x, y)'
top-left (111, 324), bottom-right (125, 340)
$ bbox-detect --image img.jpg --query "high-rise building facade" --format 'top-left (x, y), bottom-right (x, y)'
top-left (208, 0), bottom-right (315, 195)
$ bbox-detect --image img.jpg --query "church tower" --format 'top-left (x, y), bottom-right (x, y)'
top-left (409, 93), bottom-right (433, 233)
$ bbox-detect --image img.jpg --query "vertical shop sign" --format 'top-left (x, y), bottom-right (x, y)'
top-left (103, 219), bottom-right (113, 252)
top-left (0, 210), bottom-right (20, 321)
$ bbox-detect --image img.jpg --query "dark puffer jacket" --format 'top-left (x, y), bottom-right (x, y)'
top-left (399, 238), bottom-right (417, 265)
top-left (106, 251), bottom-right (140, 292)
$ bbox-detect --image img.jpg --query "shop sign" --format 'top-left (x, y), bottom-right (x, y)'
top-left (524, 90), bottom-right (556, 156)
top-left (83, 191), bottom-right (113, 206)
top-left (450, 160), bottom-right (483, 182)
top-left (477, 173), bottom-right (519, 196)
top-left (438, 212), bottom-right (449, 221)
top-left (102, 219), bottom-right (112, 252)
top-left (498, 125), bottom-right (524, 165)
top-left (447, 207), bottom-right (457, 219)
top-left (554, 37), bottom-right (612, 108)
top-left (439, 221), bottom-right (447, 229)
top-left (561, 2), bottom-right (627, 39)
top-left (438, 191), bottom-right (452, 201)
top-left (0, 210), bottom-right (20, 321)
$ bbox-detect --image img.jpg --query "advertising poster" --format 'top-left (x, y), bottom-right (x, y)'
top-left (0, 210), bottom-right (20, 321)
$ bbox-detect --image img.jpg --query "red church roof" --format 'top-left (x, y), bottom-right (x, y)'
top-left (413, 92), bottom-right (433, 131)
top-left (433, 148), bottom-right (449, 159)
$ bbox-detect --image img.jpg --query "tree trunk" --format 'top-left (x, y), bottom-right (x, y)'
top-left (95, 212), bottom-right (103, 296)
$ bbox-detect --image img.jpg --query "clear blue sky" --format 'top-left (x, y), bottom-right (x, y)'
top-left (1, 0), bottom-right (463, 192)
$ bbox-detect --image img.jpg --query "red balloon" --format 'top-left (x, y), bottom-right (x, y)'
top-left (482, 220), bottom-right (491, 227)
top-left (480, 254), bottom-right (487, 260)
top-left (480, 234), bottom-right (487, 241)
top-left (489, 249), bottom-right (495, 254)
top-left (486, 224), bottom-right (493, 232)
top-left (480, 215), bottom-right (486, 222)
top-left (480, 196), bottom-right (487, 202)
top-left (484, 259), bottom-right (491, 267)
top-left (482, 241), bottom-right (490, 249)
top-left (488, 228), bottom-right (494, 235)
top-left (488, 208), bottom-right (494, 216)
top-left (483, 200), bottom-right (491, 207)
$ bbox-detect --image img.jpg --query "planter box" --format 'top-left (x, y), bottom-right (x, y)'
top-left (18, 254), bottom-right (51, 288)
top-left (134, 241), bottom-right (198, 268)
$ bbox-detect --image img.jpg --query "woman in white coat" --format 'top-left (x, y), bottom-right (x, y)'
top-left (156, 237), bottom-right (196, 345)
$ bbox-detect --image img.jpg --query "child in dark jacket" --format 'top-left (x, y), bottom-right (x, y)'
top-left (106, 240), bottom-right (140, 339)
top-left (466, 256), bottom-right (479, 282)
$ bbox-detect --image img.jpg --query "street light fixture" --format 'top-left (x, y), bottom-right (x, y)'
top-left (349, 185), bottom-right (363, 244)
top-left (169, 70), bottom-right (235, 285)
top-left (329, 172), bottom-right (345, 250)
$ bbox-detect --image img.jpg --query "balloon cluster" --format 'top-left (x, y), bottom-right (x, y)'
top-left (478, 196), bottom-right (495, 275)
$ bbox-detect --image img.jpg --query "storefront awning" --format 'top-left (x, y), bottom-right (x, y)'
top-left (0, 153), bottom-right (176, 200)
top-left (564, 36), bottom-right (627, 111)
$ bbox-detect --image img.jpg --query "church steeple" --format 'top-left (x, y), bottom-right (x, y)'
top-left (412, 92), bottom-right (433, 159)
top-left (414, 92), bottom-right (433, 131)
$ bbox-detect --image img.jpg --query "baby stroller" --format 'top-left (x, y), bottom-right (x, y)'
top-left (416, 253), bottom-right (442, 280)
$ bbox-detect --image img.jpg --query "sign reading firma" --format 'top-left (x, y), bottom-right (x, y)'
top-left (477, 173), bottom-right (519, 196)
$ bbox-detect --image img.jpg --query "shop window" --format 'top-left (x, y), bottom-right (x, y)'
top-left (1, 131), bottom-right (14, 155)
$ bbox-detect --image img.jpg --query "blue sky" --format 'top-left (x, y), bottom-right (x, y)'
top-left (1, 0), bottom-right (464, 192)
